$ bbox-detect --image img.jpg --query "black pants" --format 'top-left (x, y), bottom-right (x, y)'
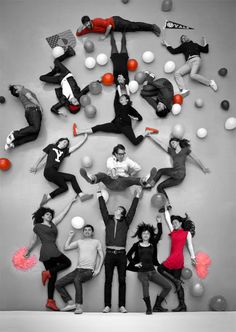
top-left (43, 254), bottom-right (71, 300)
top-left (44, 167), bottom-right (82, 199)
top-left (92, 122), bottom-right (144, 146)
top-left (113, 16), bottom-right (154, 32)
top-left (153, 168), bottom-right (185, 200)
top-left (13, 107), bottom-right (42, 147)
top-left (94, 173), bottom-right (142, 191)
top-left (110, 30), bottom-right (128, 54)
top-left (141, 85), bottom-right (159, 112)
top-left (104, 251), bottom-right (127, 307)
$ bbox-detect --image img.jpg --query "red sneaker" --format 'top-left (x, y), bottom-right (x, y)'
top-left (42, 270), bottom-right (51, 286)
top-left (73, 123), bottom-right (78, 137)
top-left (46, 299), bottom-right (60, 311)
top-left (145, 127), bottom-right (159, 134)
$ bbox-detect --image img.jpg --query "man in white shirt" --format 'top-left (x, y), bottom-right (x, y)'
top-left (80, 144), bottom-right (156, 191)
top-left (55, 224), bottom-right (104, 314)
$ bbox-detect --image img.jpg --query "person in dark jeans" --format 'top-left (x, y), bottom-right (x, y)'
top-left (97, 186), bottom-right (143, 313)
top-left (39, 46), bottom-right (89, 116)
top-left (76, 15), bottom-right (161, 39)
top-left (5, 85), bottom-right (42, 151)
top-left (24, 196), bottom-right (77, 311)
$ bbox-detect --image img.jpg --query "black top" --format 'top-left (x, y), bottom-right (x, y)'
top-left (98, 195), bottom-right (139, 247)
top-left (167, 41), bottom-right (209, 61)
top-left (168, 146), bottom-right (191, 176)
top-left (111, 53), bottom-right (129, 85)
top-left (43, 144), bottom-right (70, 170)
top-left (126, 222), bottom-right (162, 272)
top-left (149, 78), bottom-right (174, 112)
top-left (138, 244), bottom-right (155, 272)
top-left (112, 91), bottom-right (142, 126)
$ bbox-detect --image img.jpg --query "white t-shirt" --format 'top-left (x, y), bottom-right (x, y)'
top-left (72, 239), bottom-right (102, 270)
top-left (61, 73), bottom-right (75, 102)
top-left (106, 155), bottom-right (141, 177)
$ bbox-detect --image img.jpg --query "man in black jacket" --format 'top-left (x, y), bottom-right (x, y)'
top-left (97, 186), bottom-right (142, 313)
top-left (39, 46), bottom-right (89, 116)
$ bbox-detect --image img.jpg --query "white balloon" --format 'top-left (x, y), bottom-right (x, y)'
top-left (128, 80), bottom-right (139, 94)
top-left (81, 156), bottom-right (93, 168)
top-left (195, 98), bottom-right (204, 108)
top-left (171, 103), bottom-right (182, 115)
top-left (142, 51), bottom-right (155, 64)
top-left (101, 189), bottom-right (109, 203)
top-left (85, 57), bottom-right (96, 69)
top-left (225, 117), bottom-right (236, 130)
top-left (164, 60), bottom-right (176, 73)
top-left (197, 128), bottom-right (208, 138)
top-left (52, 46), bottom-right (64, 58)
top-left (172, 124), bottom-right (185, 139)
top-left (71, 216), bottom-right (85, 229)
top-left (96, 53), bottom-right (108, 66)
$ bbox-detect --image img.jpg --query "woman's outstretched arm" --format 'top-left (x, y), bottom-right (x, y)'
top-left (69, 134), bottom-right (88, 154)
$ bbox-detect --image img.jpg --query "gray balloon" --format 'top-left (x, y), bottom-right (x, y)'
top-left (85, 104), bottom-right (97, 118)
top-left (89, 81), bottom-right (102, 95)
top-left (134, 71), bottom-right (147, 85)
top-left (84, 40), bottom-right (95, 53)
top-left (190, 281), bottom-right (205, 297)
top-left (209, 295), bottom-right (227, 311)
top-left (80, 95), bottom-right (91, 107)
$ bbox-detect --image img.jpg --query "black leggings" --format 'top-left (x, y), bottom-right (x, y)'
top-left (92, 122), bottom-right (144, 146)
top-left (113, 16), bottom-right (154, 32)
top-left (110, 30), bottom-right (128, 55)
top-left (153, 168), bottom-right (185, 201)
top-left (141, 85), bottom-right (159, 112)
top-left (43, 254), bottom-right (71, 299)
top-left (44, 167), bottom-right (82, 199)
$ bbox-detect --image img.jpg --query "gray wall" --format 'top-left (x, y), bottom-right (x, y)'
top-left (0, 0), bottom-right (236, 311)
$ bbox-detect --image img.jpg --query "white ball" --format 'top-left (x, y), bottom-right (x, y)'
top-left (71, 216), bottom-right (85, 229)
top-left (52, 46), bottom-right (64, 58)
top-left (96, 53), bottom-right (108, 66)
top-left (164, 60), bottom-right (176, 73)
top-left (81, 156), bottom-right (93, 168)
top-left (171, 103), bottom-right (182, 116)
top-left (172, 124), bottom-right (185, 139)
top-left (197, 128), bottom-right (208, 138)
top-left (225, 117), bottom-right (236, 130)
top-left (142, 51), bottom-right (155, 64)
top-left (195, 98), bottom-right (204, 108)
top-left (128, 80), bottom-right (139, 94)
top-left (85, 57), bottom-right (96, 69)
top-left (101, 189), bottom-right (109, 203)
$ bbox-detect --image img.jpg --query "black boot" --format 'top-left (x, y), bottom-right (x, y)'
top-left (153, 296), bottom-right (168, 312)
top-left (143, 297), bottom-right (152, 315)
top-left (172, 287), bottom-right (187, 312)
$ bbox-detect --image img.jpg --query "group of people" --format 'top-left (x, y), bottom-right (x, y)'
top-left (4, 14), bottom-right (213, 314)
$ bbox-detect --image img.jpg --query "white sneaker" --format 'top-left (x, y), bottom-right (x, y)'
top-left (119, 306), bottom-right (128, 313)
top-left (103, 306), bottom-right (111, 313)
top-left (6, 132), bottom-right (15, 144)
top-left (180, 89), bottom-right (190, 97)
top-left (4, 143), bottom-right (14, 151)
top-left (209, 80), bottom-right (218, 92)
top-left (61, 303), bottom-right (76, 311)
top-left (74, 305), bottom-right (83, 314)
top-left (144, 70), bottom-right (155, 80)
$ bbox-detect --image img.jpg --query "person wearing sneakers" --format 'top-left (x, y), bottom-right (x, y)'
top-left (39, 46), bottom-right (89, 116)
top-left (24, 196), bottom-right (77, 311)
top-left (80, 144), bottom-right (156, 191)
top-left (5, 85), bottom-right (42, 151)
top-left (76, 15), bottom-right (161, 39)
top-left (140, 72), bottom-right (174, 118)
top-left (162, 35), bottom-right (218, 97)
top-left (97, 186), bottom-right (143, 313)
top-left (157, 209), bottom-right (196, 312)
top-left (55, 225), bottom-right (104, 314)
top-left (30, 136), bottom-right (93, 206)
top-left (73, 90), bottom-right (158, 146)
top-left (149, 136), bottom-right (210, 209)
top-left (127, 220), bottom-right (171, 315)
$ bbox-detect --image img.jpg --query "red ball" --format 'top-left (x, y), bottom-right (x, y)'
top-left (173, 94), bottom-right (183, 105)
top-left (101, 73), bottom-right (114, 86)
top-left (127, 59), bottom-right (138, 71)
top-left (0, 158), bottom-right (11, 171)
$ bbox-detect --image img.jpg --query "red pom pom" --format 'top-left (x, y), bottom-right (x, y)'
top-left (195, 251), bottom-right (211, 279)
top-left (12, 247), bottom-right (37, 271)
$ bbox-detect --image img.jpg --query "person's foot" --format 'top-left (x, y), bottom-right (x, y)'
top-left (144, 70), bottom-right (155, 82)
top-left (66, 45), bottom-right (76, 57)
top-left (61, 303), bottom-right (76, 311)
top-left (73, 123), bottom-right (78, 137)
top-left (158, 206), bottom-right (166, 213)
top-left (80, 168), bottom-right (95, 184)
top-left (4, 143), bottom-right (14, 151)
top-left (6, 131), bottom-right (15, 144)
top-left (79, 193), bottom-right (94, 202)
top-left (42, 270), bottom-right (51, 286)
top-left (119, 306), bottom-right (128, 313)
top-left (146, 167), bottom-right (158, 186)
top-left (180, 89), bottom-right (190, 97)
top-left (209, 80), bottom-right (218, 92)
top-left (74, 305), bottom-right (83, 314)
top-left (40, 194), bottom-right (50, 207)
top-left (145, 127), bottom-right (159, 134)
top-left (46, 299), bottom-right (60, 311)
top-left (103, 306), bottom-right (111, 313)
top-left (152, 24), bottom-right (161, 37)
top-left (167, 204), bottom-right (172, 211)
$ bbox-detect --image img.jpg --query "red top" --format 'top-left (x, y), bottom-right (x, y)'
top-left (163, 229), bottom-right (188, 270)
top-left (76, 17), bottom-right (115, 36)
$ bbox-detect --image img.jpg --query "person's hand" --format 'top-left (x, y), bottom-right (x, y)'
top-left (201, 36), bottom-right (207, 46)
top-left (156, 215), bottom-right (162, 223)
top-left (191, 258), bottom-right (196, 266)
top-left (68, 230), bottom-right (75, 237)
top-left (134, 186), bottom-right (143, 198)
top-left (203, 167), bottom-right (210, 174)
top-left (161, 39), bottom-right (168, 47)
top-left (135, 263), bottom-right (142, 268)
top-left (58, 110), bottom-right (67, 117)
top-left (29, 166), bottom-right (37, 174)
top-left (93, 269), bottom-right (100, 277)
top-left (23, 249), bottom-right (30, 258)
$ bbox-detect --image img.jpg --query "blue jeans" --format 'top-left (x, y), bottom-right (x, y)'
top-left (138, 270), bottom-right (171, 298)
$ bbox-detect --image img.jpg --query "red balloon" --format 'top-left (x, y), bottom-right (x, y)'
top-left (173, 94), bottom-right (183, 105)
top-left (0, 158), bottom-right (11, 171)
top-left (127, 59), bottom-right (138, 71)
top-left (101, 73), bottom-right (114, 86)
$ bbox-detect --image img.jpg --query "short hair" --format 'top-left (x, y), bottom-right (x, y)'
top-left (118, 206), bottom-right (127, 220)
top-left (180, 35), bottom-right (186, 43)
top-left (81, 16), bottom-right (91, 24)
top-left (55, 137), bottom-right (70, 149)
top-left (32, 207), bottom-right (55, 225)
top-left (171, 213), bottom-right (195, 237)
top-left (132, 222), bottom-right (156, 241)
top-left (83, 224), bottom-right (94, 232)
top-left (169, 137), bottom-right (191, 148)
top-left (9, 85), bottom-right (19, 97)
top-left (156, 108), bottom-right (169, 118)
top-left (112, 144), bottom-right (126, 156)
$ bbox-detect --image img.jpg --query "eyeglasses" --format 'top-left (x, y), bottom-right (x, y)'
top-left (116, 152), bottom-right (126, 156)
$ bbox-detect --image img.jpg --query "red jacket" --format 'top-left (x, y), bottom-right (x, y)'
top-left (76, 17), bottom-right (115, 36)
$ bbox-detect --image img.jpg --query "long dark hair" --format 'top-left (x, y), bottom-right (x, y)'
top-left (171, 213), bottom-right (195, 237)
top-left (9, 85), bottom-right (19, 97)
top-left (120, 94), bottom-right (132, 106)
top-left (169, 137), bottom-right (191, 149)
top-left (55, 137), bottom-right (70, 150)
top-left (132, 222), bottom-right (156, 242)
top-left (32, 207), bottom-right (55, 225)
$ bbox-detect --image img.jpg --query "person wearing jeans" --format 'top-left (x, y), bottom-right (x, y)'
top-left (55, 225), bottom-right (104, 314)
top-left (5, 85), bottom-right (42, 151)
